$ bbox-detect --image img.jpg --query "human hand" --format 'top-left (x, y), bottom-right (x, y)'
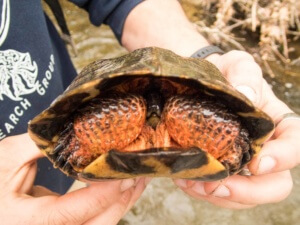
top-left (0, 134), bottom-right (148, 224)
top-left (121, 0), bottom-right (298, 208)
top-left (174, 50), bottom-right (299, 208)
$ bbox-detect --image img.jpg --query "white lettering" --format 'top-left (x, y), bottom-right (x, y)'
top-left (37, 54), bottom-right (55, 97)
top-left (9, 114), bottom-right (19, 125)
top-left (49, 61), bottom-right (54, 72)
top-left (14, 106), bottom-right (23, 116)
top-left (0, 54), bottom-right (56, 136)
top-left (36, 82), bottom-right (46, 96)
top-left (45, 70), bottom-right (52, 80)
top-left (0, 129), bottom-right (6, 139)
top-left (42, 78), bottom-right (49, 88)
top-left (1, 99), bottom-right (32, 136)
top-left (50, 54), bottom-right (55, 64)
top-left (20, 98), bottom-right (31, 110)
top-left (5, 123), bottom-right (14, 133)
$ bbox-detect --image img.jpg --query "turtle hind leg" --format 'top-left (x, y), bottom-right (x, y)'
top-left (236, 143), bottom-right (255, 176)
top-left (49, 123), bottom-right (78, 176)
top-left (163, 95), bottom-right (251, 174)
top-left (51, 143), bottom-right (64, 157)
top-left (50, 123), bottom-right (73, 159)
top-left (49, 124), bottom-right (72, 161)
top-left (235, 129), bottom-right (254, 173)
top-left (219, 130), bottom-right (252, 175)
top-left (218, 151), bottom-right (243, 175)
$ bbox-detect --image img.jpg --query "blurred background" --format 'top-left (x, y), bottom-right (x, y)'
top-left (44, 1), bottom-right (300, 224)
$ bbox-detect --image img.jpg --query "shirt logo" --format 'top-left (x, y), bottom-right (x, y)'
top-left (0, 0), bottom-right (56, 139)
top-left (0, 0), bottom-right (10, 46)
top-left (0, 49), bottom-right (38, 101)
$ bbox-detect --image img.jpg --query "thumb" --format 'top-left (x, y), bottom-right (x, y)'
top-left (0, 133), bottom-right (44, 164)
top-left (212, 50), bottom-right (265, 108)
top-left (44, 179), bottom-right (137, 225)
top-left (235, 85), bottom-right (257, 105)
top-left (0, 133), bottom-right (44, 193)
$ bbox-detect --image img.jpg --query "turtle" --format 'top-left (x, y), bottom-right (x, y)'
top-left (28, 47), bottom-right (274, 181)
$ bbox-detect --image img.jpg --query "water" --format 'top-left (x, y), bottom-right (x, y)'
top-left (45, 1), bottom-right (300, 224)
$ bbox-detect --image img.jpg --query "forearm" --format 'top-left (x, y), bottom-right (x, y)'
top-left (122, 0), bottom-right (211, 57)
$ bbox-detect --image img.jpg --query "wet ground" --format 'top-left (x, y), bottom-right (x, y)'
top-left (45, 1), bottom-right (300, 224)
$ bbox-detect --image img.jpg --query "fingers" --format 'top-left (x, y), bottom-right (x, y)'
top-left (0, 133), bottom-right (44, 165)
top-left (249, 119), bottom-right (300, 175)
top-left (205, 171), bottom-right (292, 205)
top-left (0, 133), bottom-right (148, 224)
top-left (259, 80), bottom-right (293, 119)
top-left (174, 170), bottom-right (293, 208)
top-left (4, 177), bottom-right (146, 224)
top-left (245, 80), bottom-right (299, 174)
top-left (43, 179), bottom-right (139, 225)
top-left (84, 178), bottom-right (148, 225)
top-left (212, 52), bottom-right (293, 119)
top-left (122, 177), bottom-right (151, 216)
top-left (209, 50), bottom-right (299, 180)
top-left (177, 190), bottom-right (256, 209)
top-left (16, 161), bottom-right (37, 194)
top-left (209, 50), bottom-right (265, 107)
top-left (84, 189), bottom-right (133, 225)
top-left (0, 134), bottom-right (43, 193)
top-left (2, 179), bottom-right (135, 225)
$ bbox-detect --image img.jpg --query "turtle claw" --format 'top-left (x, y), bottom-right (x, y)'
top-left (49, 125), bottom-right (79, 176)
top-left (49, 143), bottom-right (70, 169)
top-left (241, 151), bottom-right (251, 167)
top-left (238, 167), bottom-right (252, 176)
top-left (242, 147), bottom-right (254, 165)
top-left (51, 150), bottom-right (77, 177)
top-left (51, 143), bottom-right (64, 156)
top-left (62, 161), bottom-right (74, 175)
top-left (54, 154), bottom-right (66, 168)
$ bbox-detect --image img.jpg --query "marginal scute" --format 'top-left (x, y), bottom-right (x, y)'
top-left (28, 47), bottom-right (274, 180)
top-left (81, 148), bottom-right (228, 181)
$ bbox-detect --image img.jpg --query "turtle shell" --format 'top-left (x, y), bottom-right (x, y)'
top-left (28, 47), bottom-right (274, 181)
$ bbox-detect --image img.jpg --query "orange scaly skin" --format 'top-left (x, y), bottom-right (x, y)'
top-left (122, 123), bottom-right (175, 151)
top-left (64, 94), bottom-right (146, 169)
top-left (57, 93), bottom-right (249, 172)
top-left (163, 95), bottom-right (249, 171)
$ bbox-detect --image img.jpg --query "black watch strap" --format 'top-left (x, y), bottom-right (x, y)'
top-left (191, 45), bottom-right (224, 58)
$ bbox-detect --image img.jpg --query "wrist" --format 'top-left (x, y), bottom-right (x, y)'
top-left (122, 0), bottom-right (211, 57)
top-left (168, 30), bottom-right (210, 57)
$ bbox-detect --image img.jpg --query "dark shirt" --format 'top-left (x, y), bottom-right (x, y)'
top-left (0, 0), bottom-right (142, 194)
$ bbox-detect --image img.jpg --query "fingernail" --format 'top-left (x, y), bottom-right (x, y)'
top-left (257, 155), bottom-right (276, 174)
top-left (144, 177), bottom-right (152, 185)
top-left (191, 182), bottom-right (207, 196)
top-left (175, 179), bottom-right (188, 188)
top-left (235, 85), bottom-right (256, 103)
top-left (120, 179), bottom-right (136, 192)
top-left (212, 185), bottom-right (230, 197)
top-left (186, 180), bottom-right (196, 188)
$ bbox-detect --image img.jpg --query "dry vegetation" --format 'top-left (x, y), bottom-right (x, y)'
top-left (183, 0), bottom-right (300, 77)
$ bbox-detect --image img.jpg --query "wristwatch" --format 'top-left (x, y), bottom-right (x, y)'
top-left (191, 45), bottom-right (224, 59)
